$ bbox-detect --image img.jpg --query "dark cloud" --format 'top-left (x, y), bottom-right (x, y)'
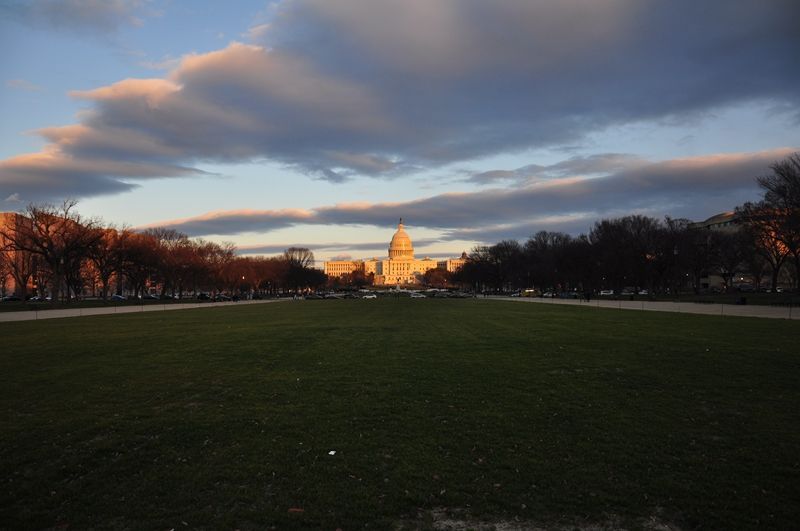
top-left (145, 147), bottom-right (796, 241)
top-left (236, 238), bottom-right (442, 257)
top-left (1, 0), bottom-right (798, 198)
top-left (466, 154), bottom-right (645, 185)
top-left (0, 149), bottom-right (209, 204)
top-left (443, 217), bottom-right (602, 243)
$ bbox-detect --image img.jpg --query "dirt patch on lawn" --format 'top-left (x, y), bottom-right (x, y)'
top-left (397, 508), bottom-right (682, 531)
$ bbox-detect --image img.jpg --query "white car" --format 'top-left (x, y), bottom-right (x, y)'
top-left (409, 292), bottom-right (426, 298)
top-left (599, 289), bottom-right (614, 296)
top-left (362, 294), bottom-right (377, 299)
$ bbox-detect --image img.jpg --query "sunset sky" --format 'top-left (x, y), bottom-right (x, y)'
top-left (1, 0), bottom-right (798, 262)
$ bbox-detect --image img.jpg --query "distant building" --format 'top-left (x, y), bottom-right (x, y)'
top-left (689, 211), bottom-right (739, 232)
top-left (324, 220), bottom-right (467, 285)
top-left (0, 212), bottom-right (35, 296)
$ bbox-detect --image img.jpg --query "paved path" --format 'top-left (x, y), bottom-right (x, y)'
top-left (0, 298), bottom-right (290, 323)
top-left (2, 296), bottom-right (795, 323)
top-left (488, 295), bottom-right (798, 320)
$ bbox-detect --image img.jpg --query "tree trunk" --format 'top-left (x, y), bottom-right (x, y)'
top-left (11, 272), bottom-right (29, 299)
top-left (100, 277), bottom-right (110, 300)
top-left (794, 252), bottom-right (800, 289)
top-left (771, 265), bottom-right (780, 292)
top-left (50, 273), bottom-right (61, 305)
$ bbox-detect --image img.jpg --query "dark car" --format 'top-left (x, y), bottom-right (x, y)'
top-left (197, 293), bottom-right (211, 300)
top-left (110, 294), bottom-right (126, 302)
top-left (2, 296), bottom-right (22, 302)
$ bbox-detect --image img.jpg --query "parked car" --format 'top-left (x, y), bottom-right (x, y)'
top-left (110, 294), bottom-right (126, 302)
top-left (409, 292), bottom-right (426, 298)
top-left (542, 291), bottom-right (556, 298)
top-left (1, 296), bottom-right (22, 302)
top-left (362, 294), bottom-right (377, 299)
top-left (599, 289), bottom-right (614, 296)
top-left (197, 293), bottom-right (211, 300)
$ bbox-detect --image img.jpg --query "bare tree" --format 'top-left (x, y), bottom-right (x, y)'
top-left (422, 267), bottom-right (451, 289)
top-left (756, 153), bottom-right (800, 287)
top-left (0, 243), bottom-right (11, 296)
top-left (143, 228), bottom-right (192, 297)
top-left (736, 203), bottom-right (789, 291)
top-left (0, 215), bottom-right (38, 298)
top-left (0, 201), bottom-right (102, 302)
top-left (89, 227), bottom-right (132, 300)
top-left (710, 231), bottom-right (749, 292)
top-left (284, 247), bottom-right (315, 268)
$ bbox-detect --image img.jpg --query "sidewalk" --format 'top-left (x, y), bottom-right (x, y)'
top-left (489, 296), bottom-right (798, 320)
top-left (0, 298), bottom-right (289, 323)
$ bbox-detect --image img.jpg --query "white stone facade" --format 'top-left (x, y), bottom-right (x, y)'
top-left (323, 220), bottom-right (466, 285)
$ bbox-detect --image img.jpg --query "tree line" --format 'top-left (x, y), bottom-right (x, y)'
top-left (2, 154), bottom-right (798, 300)
top-left (453, 154), bottom-right (799, 294)
top-left (0, 201), bottom-right (325, 302)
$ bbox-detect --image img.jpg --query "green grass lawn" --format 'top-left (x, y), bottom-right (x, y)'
top-left (1, 299), bottom-right (798, 529)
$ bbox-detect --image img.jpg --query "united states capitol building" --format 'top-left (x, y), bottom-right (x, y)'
top-left (324, 220), bottom-right (467, 285)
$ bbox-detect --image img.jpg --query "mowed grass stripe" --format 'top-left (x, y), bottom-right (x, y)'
top-left (1, 299), bottom-right (798, 529)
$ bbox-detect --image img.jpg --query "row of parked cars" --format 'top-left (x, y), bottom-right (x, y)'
top-left (303, 290), bottom-right (473, 300)
top-left (1, 295), bottom-right (52, 302)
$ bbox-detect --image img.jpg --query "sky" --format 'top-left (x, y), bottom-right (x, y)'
top-left (1, 0), bottom-right (798, 263)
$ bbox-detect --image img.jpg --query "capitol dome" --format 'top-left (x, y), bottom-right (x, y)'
top-left (388, 219), bottom-right (414, 259)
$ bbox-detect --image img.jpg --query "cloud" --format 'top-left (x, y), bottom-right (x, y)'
top-left (141, 147), bottom-right (797, 240)
top-left (138, 56), bottom-right (181, 71)
top-left (3, 0), bottom-right (156, 34)
top-left (243, 23), bottom-right (271, 43)
top-left (1, 0), bottom-right (798, 200)
top-left (137, 208), bottom-right (316, 236)
top-left (236, 238), bottom-right (442, 256)
top-left (5, 78), bottom-right (43, 92)
top-left (466, 154), bottom-right (646, 185)
top-left (0, 148), bottom-right (209, 203)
